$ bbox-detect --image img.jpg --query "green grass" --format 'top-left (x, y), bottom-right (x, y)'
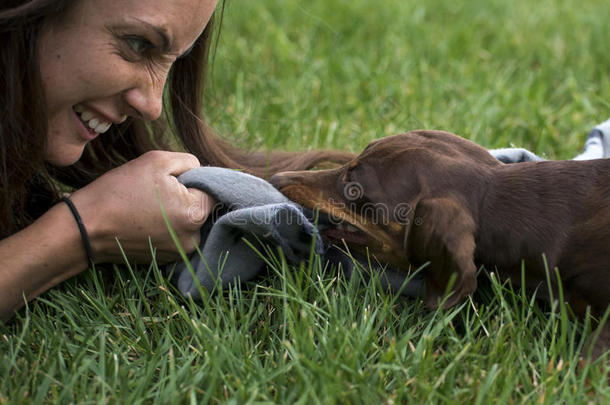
top-left (3, 0), bottom-right (610, 402)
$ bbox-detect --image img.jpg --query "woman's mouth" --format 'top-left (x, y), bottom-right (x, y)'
top-left (73, 105), bottom-right (112, 139)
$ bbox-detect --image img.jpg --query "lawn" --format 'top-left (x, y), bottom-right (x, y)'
top-left (2, 0), bottom-right (610, 403)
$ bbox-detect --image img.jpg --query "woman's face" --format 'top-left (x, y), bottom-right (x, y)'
top-left (38, 0), bottom-right (217, 166)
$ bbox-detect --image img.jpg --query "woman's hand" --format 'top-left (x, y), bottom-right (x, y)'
top-left (70, 150), bottom-right (215, 264)
top-left (0, 150), bottom-right (211, 319)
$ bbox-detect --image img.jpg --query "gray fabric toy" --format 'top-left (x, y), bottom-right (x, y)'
top-left (167, 167), bottom-right (323, 300)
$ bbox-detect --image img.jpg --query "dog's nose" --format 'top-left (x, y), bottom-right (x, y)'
top-left (269, 172), bottom-right (297, 190)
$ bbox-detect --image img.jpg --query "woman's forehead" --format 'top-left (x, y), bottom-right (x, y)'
top-left (75, 0), bottom-right (217, 53)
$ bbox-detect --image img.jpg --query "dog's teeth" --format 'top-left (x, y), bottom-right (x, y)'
top-left (335, 223), bottom-right (358, 232)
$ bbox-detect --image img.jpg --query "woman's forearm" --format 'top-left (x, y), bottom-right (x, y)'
top-left (0, 202), bottom-right (88, 321)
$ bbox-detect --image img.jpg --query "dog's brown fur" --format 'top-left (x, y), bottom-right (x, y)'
top-left (270, 130), bottom-right (610, 358)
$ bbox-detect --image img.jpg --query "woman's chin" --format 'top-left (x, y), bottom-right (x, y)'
top-left (44, 145), bottom-right (86, 167)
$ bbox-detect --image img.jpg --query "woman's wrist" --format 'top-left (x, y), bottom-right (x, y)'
top-left (0, 201), bottom-right (92, 318)
top-left (69, 188), bottom-right (112, 264)
top-left (58, 197), bottom-right (95, 266)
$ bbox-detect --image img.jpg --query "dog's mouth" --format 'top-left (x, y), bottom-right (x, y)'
top-left (304, 207), bottom-right (383, 250)
top-left (277, 184), bottom-right (405, 262)
top-left (321, 221), bottom-right (370, 246)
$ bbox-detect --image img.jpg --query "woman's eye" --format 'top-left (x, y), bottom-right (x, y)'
top-left (124, 36), bottom-right (154, 55)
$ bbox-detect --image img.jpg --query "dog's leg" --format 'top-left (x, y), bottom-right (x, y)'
top-left (407, 198), bottom-right (478, 309)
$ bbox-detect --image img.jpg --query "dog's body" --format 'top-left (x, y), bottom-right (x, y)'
top-left (476, 159), bottom-right (610, 314)
top-left (270, 130), bottom-right (610, 357)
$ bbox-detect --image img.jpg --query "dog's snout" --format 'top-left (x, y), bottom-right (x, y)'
top-left (269, 171), bottom-right (298, 190)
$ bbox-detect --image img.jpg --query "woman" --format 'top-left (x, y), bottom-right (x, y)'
top-left (0, 0), bottom-right (352, 320)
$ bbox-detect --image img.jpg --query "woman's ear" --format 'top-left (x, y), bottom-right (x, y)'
top-left (405, 197), bottom-right (478, 309)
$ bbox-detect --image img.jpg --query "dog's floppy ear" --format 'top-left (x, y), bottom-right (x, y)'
top-left (405, 197), bottom-right (477, 309)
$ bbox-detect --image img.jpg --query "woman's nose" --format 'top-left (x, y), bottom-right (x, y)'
top-left (123, 72), bottom-right (167, 121)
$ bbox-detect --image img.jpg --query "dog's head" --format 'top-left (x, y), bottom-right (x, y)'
top-left (271, 131), bottom-right (499, 308)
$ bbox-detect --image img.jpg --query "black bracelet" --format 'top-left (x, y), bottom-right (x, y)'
top-left (59, 197), bottom-right (95, 266)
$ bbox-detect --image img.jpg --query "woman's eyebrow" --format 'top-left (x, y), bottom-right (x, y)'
top-left (111, 17), bottom-right (196, 58)
top-left (132, 18), bottom-right (171, 53)
top-left (110, 17), bottom-right (172, 54)
top-left (129, 18), bottom-right (195, 58)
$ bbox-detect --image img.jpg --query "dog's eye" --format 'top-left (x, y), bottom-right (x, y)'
top-left (343, 180), bottom-right (365, 202)
top-left (340, 167), bottom-right (368, 203)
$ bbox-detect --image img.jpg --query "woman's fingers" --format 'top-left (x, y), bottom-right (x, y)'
top-left (152, 151), bottom-right (201, 176)
top-left (185, 188), bottom-right (216, 226)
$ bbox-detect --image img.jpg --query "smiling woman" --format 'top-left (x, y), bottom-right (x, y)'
top-left (0, 0), bottom-right (354, 320)
top-left (39, 0), bottom-right (216, 166)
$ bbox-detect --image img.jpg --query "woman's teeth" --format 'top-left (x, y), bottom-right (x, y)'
top-left (73, 105), bottom-right (112, 134)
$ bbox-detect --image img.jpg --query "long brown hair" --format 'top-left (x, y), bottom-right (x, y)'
top-left (0, 0), bottom-right (354, 238)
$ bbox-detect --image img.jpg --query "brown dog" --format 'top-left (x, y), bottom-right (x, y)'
top-left (270, 130), bottom-right (610, 358)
